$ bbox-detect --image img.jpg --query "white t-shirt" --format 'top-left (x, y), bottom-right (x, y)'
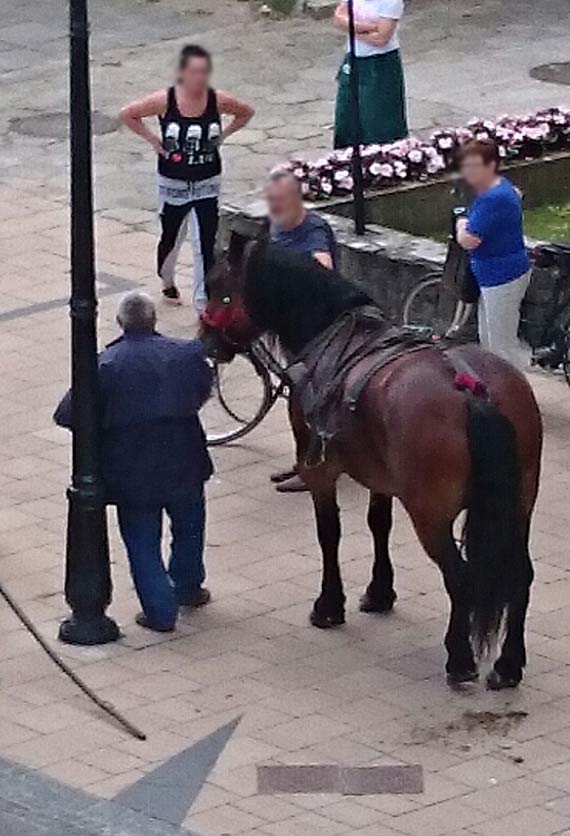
top-left (347, 0), bottom-right (404, 58)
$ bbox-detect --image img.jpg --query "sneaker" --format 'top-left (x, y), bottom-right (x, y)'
top-left (179, 587), bottom-right (211, 608)
top-left (135, 612), bottom-right (175, 632)
top-left (162, 286), bottom-right (182, 306)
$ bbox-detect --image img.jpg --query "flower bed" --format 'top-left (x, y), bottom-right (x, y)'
top-left (282, 107), bottom-right (570, 200)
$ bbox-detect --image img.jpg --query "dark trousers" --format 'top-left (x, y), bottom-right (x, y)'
top-left (157, 198), bottom-right (218, 311)
top-left (117, 489), bottom-right (206, 628)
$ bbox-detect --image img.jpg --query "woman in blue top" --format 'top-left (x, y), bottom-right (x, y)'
top-left (456, 139), bottom-right (531, 369)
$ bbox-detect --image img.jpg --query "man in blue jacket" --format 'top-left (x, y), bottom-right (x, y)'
top-left (55, 291), bottom-right (213, 632)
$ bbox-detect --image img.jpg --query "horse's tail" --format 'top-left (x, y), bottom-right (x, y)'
top-left (464, 395), bottom-right (525, 655)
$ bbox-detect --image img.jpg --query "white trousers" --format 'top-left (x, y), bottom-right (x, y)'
top-left (478, 270), bottom-right (531, 369)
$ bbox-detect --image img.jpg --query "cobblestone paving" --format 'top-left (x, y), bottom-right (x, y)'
top-left (1, 2), bottom-right (570, 835)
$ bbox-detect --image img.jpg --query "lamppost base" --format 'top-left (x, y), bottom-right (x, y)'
top-left (58, 614), bottom-right (120, 646)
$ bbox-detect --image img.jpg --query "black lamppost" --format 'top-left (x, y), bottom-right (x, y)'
top-left (59, 0), bottom-right (119, 645)
top-left (347, 0), bottom-right (366, 235)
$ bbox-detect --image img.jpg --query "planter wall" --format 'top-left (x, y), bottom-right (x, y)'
top-left (312, 153), bottom-right (570, 239)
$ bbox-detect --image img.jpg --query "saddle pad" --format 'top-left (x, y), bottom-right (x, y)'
top-left (287, 306), bottom-right (435, 465)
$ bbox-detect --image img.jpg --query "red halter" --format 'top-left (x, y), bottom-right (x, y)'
top-left (200, 304), bottom-right (255, 344)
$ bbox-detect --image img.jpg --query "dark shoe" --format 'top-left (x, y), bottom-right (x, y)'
top-left (162, 286), bottom-right (182, 306)
top-left (276, 474), bottom-right (310, 493)
top-left (135, 612), bottom-right (175, 632)
top-left (270, 465), bottom-right (298, 484)
top-left (179, 587), bottom-right (211, 608)
top-left (532, 345), bottom-right (563, 369)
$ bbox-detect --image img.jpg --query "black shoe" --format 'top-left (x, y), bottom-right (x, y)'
top-left (179, 587), bottom-right (211, 608)
top-left (270, 465), bottom-right (298, 484)
top-left (135, 612), bottom-right (175, 632)
top-left (532, 345), bottom-right (563, 369)
top-left (162, 286), bottom-right (182, 306)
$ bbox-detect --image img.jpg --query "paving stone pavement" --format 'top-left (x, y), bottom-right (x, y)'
top-left (1, 1), bottom-right (570, 835)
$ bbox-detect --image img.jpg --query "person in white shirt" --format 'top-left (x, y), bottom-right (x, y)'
top-left (333, 0), bottom-right (408, 148)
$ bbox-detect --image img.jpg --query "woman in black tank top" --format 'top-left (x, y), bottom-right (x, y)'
top-left (120, 45), bottom-right (254, 310)
top-left (159, 86), bottom-right (222, 183)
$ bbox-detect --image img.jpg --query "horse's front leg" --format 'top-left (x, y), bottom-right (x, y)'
top-left (287, 394), bottom-right (345, 628)
top-left (309, 484), bottom-right (345, 628)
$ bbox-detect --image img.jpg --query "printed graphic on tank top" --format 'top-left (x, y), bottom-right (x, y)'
top-left (158, 86), bottom-right (222, 186)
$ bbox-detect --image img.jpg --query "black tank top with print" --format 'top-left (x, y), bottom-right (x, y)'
top-left (158, 86), bottom-right (222, 182)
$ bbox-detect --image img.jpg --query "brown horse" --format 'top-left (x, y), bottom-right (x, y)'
top-left (200, 235), bottom-right (543, 690)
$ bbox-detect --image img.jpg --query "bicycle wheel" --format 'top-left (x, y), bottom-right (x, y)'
top-left (402, 273), bottom-right (459, 336)
top-left (203, 352), bottom-right (274, 446)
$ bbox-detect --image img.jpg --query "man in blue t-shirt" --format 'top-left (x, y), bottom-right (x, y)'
top-left (266, 169), bottom-right (338, 491)
top-left (267, 170), bottom-right (338, 270)
top-left (456, 139), bottom-right (531, 368)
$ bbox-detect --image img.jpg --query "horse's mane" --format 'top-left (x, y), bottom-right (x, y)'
top-left (244, 242), bottom-right (373, 355)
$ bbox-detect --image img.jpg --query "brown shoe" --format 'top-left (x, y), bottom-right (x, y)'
top-left (270, 465), bottom-right (298, 484)
top-left (276, 474), bottom-right (310, 493)
top-left (179, 587), bottom-right (211, 608)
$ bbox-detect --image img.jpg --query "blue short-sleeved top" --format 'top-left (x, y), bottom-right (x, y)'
top-left (270, 212), bottom-right (338, 269)
top-left (467, 177), bottom-right (530, 288)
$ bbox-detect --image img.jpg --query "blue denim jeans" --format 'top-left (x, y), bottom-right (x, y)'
top-left (117, 489), bottom-right (206, 629)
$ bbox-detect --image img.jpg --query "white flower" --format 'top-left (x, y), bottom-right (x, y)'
top-left (378, 163), bottom-right (394, 178)
top-left (476, 131), bottom-right (489, 140)
top-left (368, 162), bottom-right (382, 176)
top-left (408, 149), bottom-right (423, 163)
top-left (426, 154), bottom-right (445, 174)
top-left (321, 181), bottom-right (333, 195)
top-left (437, 136), bottom-right (453, 150)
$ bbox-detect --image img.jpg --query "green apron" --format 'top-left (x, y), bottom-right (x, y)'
top-left (334, 49), bottom-right (408, 149)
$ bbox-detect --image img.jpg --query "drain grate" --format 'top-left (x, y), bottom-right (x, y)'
top-left (10, 110), bottom-right (117, 139)
top-left (529, 62), bottom-right (570, 86)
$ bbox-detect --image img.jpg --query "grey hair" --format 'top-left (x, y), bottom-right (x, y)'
top-left (116, 291), bottom-right (157, 333)
top-left (267, 167), bottom-right (302, 193)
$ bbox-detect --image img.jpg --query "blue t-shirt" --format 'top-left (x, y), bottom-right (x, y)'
top-left (270, 212), bottom-right (338, 269)
top-left (467, 177), bottom-right (530, 288)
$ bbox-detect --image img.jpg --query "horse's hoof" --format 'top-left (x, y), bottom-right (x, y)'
top-left (359, 590), bottom-right (396, 614)
top-left (310, 608), bottom-right (345, 629)
top-left (447, 669), bottom-right (479, 688)
top-left (486, 669), bottom-right (522, 691)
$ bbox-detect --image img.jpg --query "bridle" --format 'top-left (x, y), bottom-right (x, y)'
top-left (200, 297), bottom-right (256, 349)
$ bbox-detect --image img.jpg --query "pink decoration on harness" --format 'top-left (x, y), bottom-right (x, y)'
top-left (454, 372), bottom-right (487, 398)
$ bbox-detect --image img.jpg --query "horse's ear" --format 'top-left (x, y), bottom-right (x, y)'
top-left (228, 231), bottom-right (249, 268)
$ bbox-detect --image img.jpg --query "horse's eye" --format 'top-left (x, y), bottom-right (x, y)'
top-left (222, 296), bottom-right (231, 305)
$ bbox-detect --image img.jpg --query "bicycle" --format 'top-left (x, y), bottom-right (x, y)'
top-left (203, 337), bottom-right (289, 446)
top-left (402, 238), bottom-right (570, 387)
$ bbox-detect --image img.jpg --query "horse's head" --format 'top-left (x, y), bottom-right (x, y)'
top-left (200, 232), bottom-right (260, 362)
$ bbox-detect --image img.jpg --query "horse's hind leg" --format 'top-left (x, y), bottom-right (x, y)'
top-left (441, 528), bottom-right (478, 686)
top-left (360, 493), bottom-right (397, 613)
top-left (488, 520), bottom-right (534, 691)
top-left (309, 485), bottom-right (346, 628)
top-left (414, 517), bottom-right (477, 685)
